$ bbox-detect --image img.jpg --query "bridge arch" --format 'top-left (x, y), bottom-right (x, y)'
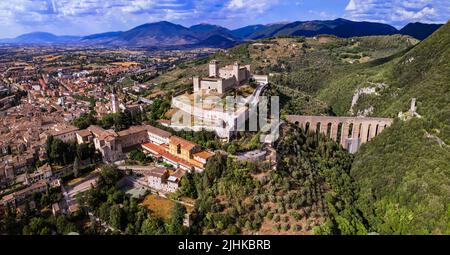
top-left (286, 115), bottom-right (394, 153)
top-left (326, 123), bottom-right (332, 138)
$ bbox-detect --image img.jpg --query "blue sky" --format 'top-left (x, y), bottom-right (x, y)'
top-left (0, 0), bottom-right (449, 38)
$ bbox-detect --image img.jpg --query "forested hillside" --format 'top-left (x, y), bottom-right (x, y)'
top-left (346, 22), bottom-right (450, 234)
top-left (148, 34), bottom-right (417, 115)
top-left (146, 24), bottom-right (450, 234)
top-left (181, 124), bottom-right (363, 235)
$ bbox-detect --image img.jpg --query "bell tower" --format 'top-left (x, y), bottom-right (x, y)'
top-left (111, 87), bottom-right (119, 113)
top-left (209, 60), bottom-right (219, 77)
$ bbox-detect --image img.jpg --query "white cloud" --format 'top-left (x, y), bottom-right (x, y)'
top-left (344, 0), bottom-right (450, 26)
top-left (227, 0), bottom-right (278, 13)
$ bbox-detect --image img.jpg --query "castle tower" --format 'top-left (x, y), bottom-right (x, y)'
top-left (410, 98), bottom-right (417, 113)
top-left (233, 62), bottom-right (240, 85)
top-left (209, 60), bottom-right (219, 77)
top-left (111, 87), bottom-right (119, 113)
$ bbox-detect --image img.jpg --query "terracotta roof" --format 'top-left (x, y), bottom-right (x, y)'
top-left (87, 125), bottom-right (107, 136)
top-left (171, 169), bottom-right (186, 180)
top-left (148, 167), bottom-right (168, 178)
top-left (76, 129), bottom-right (92, 137)
top-left (49, 124), bottom-right (79, 136)
top-left (117, 125), bottom-right (147, 137)
top-left (193, 151), bottom-right (214, 161)
top-left (169, 136), bottom-right (198, 150)
top-left (142, 142), bottom-right (167, 155)
top-left (13, 180), bottom-right (47, 197)
top-left (146, 125), bottom-right (171, 138)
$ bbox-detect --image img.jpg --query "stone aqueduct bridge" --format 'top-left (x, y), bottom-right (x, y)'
top-left (286, 115), bottom-right (394, 153)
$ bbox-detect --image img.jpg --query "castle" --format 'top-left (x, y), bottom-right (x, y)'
top-left (170, 60), bottom-right (269, 140)
top-left (193, 60), bottom-right (268, 95)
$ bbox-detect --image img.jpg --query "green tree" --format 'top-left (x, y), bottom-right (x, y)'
top-left (141, 215), bottom-right (166, 235)
top-left (22, 217), bottom-right (50, 235)
top-left (97, 164), bottom-right (121, 188)
top-left (49, 138), bottom-right (65, 164)
top-left (180, 172), bottom-right (197, 198)
top-left (129, 150), bottom-right (147, 163)
top-left (109, 205), bottom-right (124, 230)
top-left (73, 157), bottom-right (80, 178)
top-left (167, 203), bottom-right (187, 235)
top-left (55, 216), bottom-right (77, 234)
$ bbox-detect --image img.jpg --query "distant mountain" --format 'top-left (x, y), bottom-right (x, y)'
top-left (243, 23), bottom-right (288, 40)
top-left (82, 31), bottom-right (123, 40)
top-left (399, 22), bottom-right (443, 40)
top-left (0, 19), bottom-right (442, 48)
top-left (79, 21), bottom-right (240, 48)
top-left (231, 25), bottom-right (266, 39)
top-left (195, 34), bottom-right (237, 48)
top-left (332, 20), bottom-right (398, 37)
top-left (108, 21), bottom-right (199, 47)
top-left (241, 19), bottom-right (399, 39)
top-left (189, 24), bottom-right (237, 41)
top-left (0, 32), bottom-right (81, 44)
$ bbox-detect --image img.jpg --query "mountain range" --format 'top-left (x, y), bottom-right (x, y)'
top-left (0, 19), bottom-right (443, 48)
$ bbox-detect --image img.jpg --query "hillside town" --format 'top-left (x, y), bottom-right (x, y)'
top-left (0, 45), bottom-right (277, 234)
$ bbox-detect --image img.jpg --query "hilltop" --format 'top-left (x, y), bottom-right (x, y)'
top-left (147, 34), bottom-right (417, 115)
top-left (399, 22), bottom-right (443, 40)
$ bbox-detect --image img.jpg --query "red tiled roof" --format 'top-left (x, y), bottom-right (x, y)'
top-left (161, 150), bottom-right (194, 169)
top-left (169, 136), bottom-right (198, 150)
top-left (193, 151), bottom-right (214, 161)
top-left (148, 167), bottom-right (168, 178)
top-left (142, 142), bottom-right (166, 155)
top-left (143, 142), bottom-right (206, 170)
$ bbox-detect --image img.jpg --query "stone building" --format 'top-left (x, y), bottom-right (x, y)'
top-left (147, 168), bottom-right (186, 193)
top-left (80, 125), bottom-right (174, 163)
top-left (193, 60), bottom-right (252, 95)
top-left (147, 167), bottom-right (169, 191)
top-left (168, 136), bottom-right (201, 163)
top-left (47, 124), bottom-right (79, 143)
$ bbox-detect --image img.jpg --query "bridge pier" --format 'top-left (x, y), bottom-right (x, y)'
top-left (331, 122), bottom-right (339, 141)
top-left (340, 123), bottom-right (350, 149)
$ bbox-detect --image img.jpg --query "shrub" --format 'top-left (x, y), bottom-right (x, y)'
top-left (292, 224), bottom-right (302, 232)
top-left (273, 214), bottom-right (280, 222)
